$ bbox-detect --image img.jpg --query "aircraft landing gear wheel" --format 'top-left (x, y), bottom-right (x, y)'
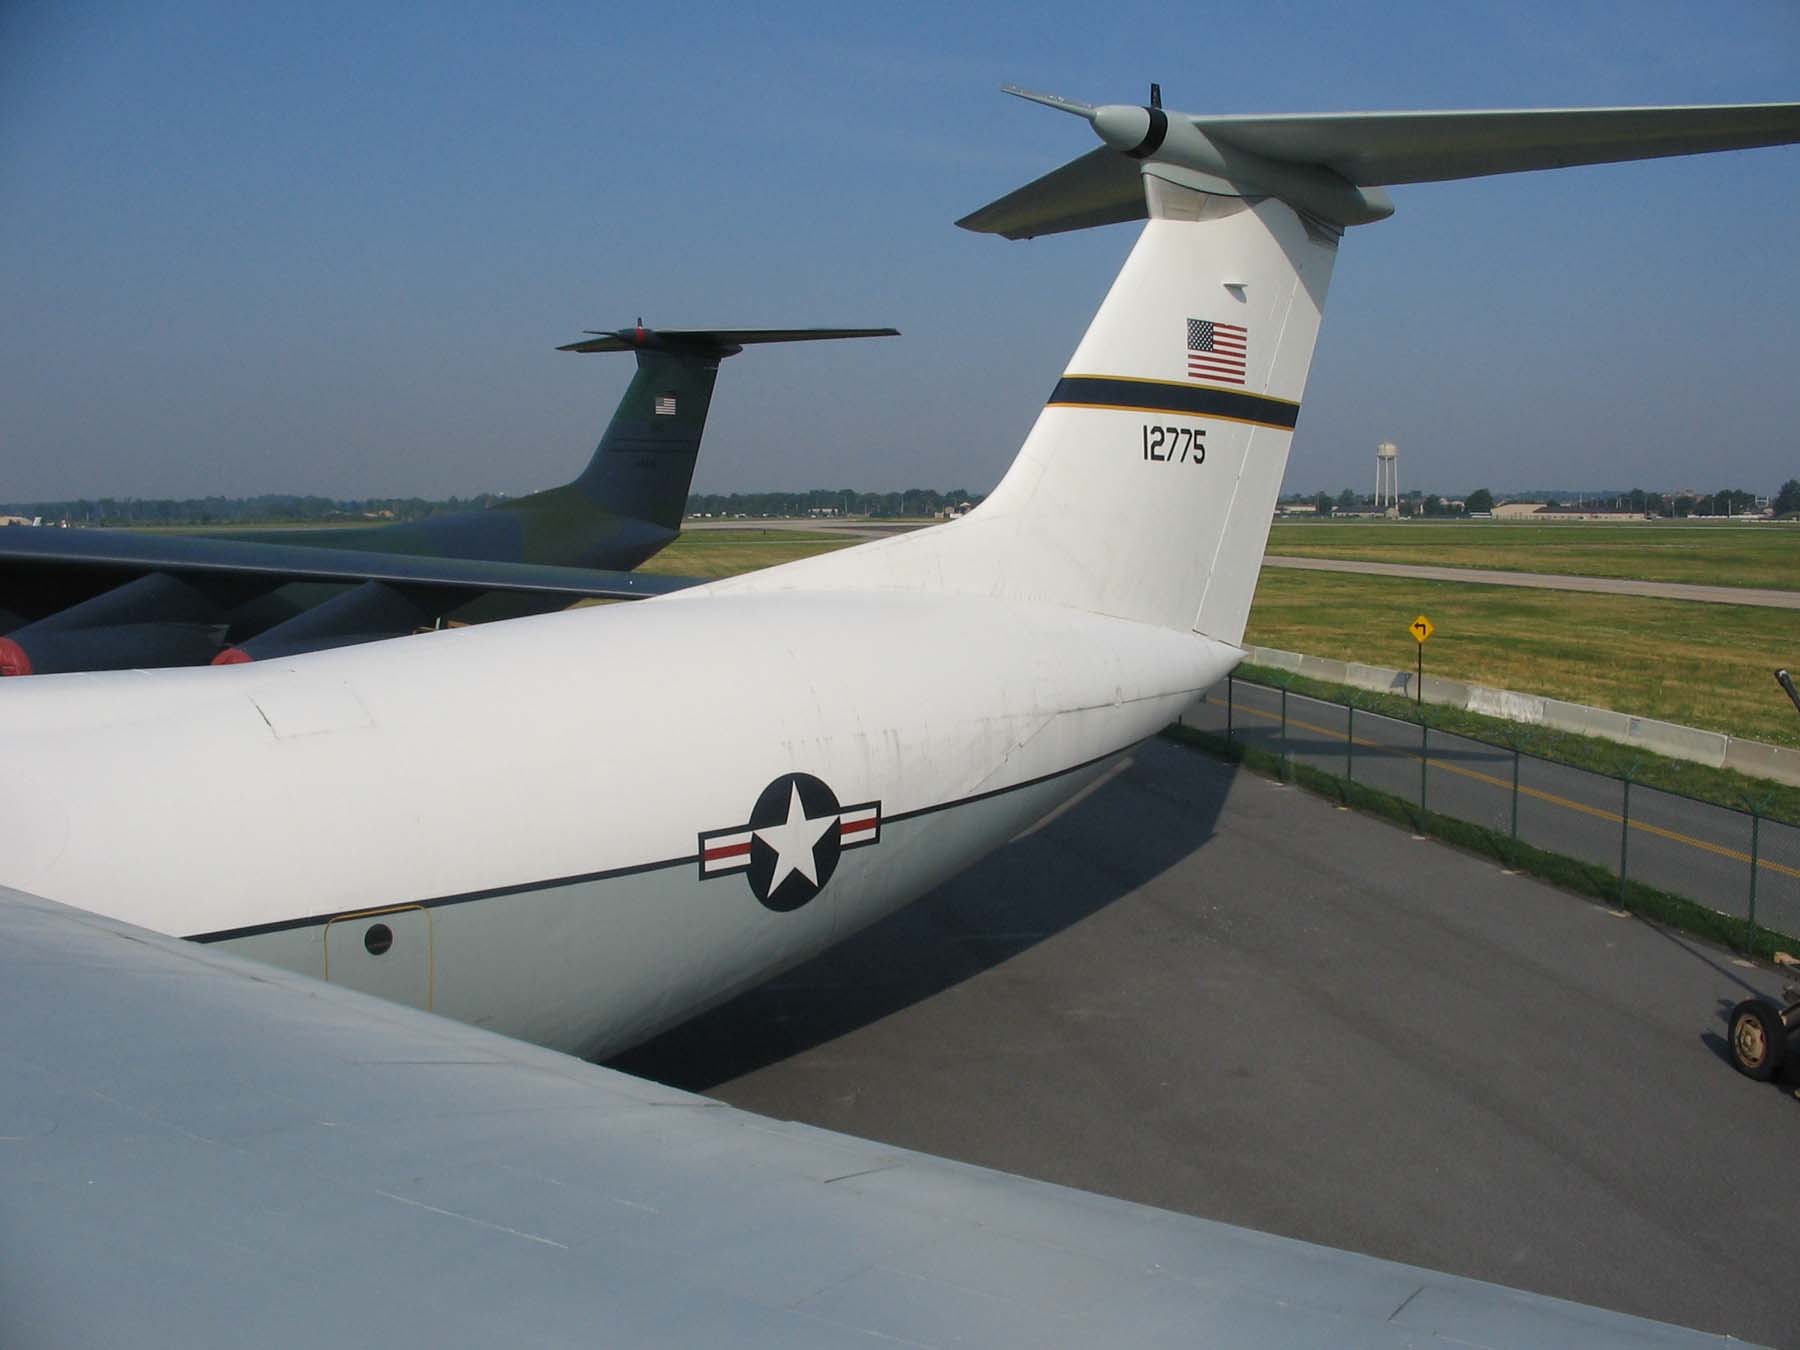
top-left (1728, 999), bottom-right (1788, 1081)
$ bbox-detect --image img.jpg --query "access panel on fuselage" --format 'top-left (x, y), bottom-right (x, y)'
top-left (324, 906), bottom-right (432, 1010)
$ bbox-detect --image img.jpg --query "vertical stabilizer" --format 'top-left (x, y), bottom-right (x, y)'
top-left (720, 185), bottom-right (1336, 645)
top-left (570, 347), bottom-right (723, 532)
top-left (972, 187), bottom-right (1335, 641)
top-left (551, 326), bottom-right (900, 537)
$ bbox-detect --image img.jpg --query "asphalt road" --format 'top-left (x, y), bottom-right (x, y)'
top-left (614, 737), bottom-right (1799, 1348)
top-left (1185, 680), bottom-right (1800, 941)
top-left (1264, 554), bottom-right (1800, 610)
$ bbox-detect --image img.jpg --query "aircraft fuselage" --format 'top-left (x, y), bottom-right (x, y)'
top-left (0, 591), bottom-right (1228, 1058)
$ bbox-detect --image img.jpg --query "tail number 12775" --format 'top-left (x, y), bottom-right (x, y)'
top-left (1142, 424), bottom-right (1206, 464)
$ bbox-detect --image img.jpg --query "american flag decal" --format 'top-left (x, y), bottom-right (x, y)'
top-left (654, 392), bottom-right (678, 416)
top-left (1187, 319), bottom-right (1247, 385)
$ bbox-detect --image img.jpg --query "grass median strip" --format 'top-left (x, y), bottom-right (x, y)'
top-left (1243, 569), bottom-right (1800, 751)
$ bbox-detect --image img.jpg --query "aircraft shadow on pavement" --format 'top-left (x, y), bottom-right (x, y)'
top-left (608, 745), bottom-right (1234, 1092)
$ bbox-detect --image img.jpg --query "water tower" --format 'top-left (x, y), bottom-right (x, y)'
top-left (1375, 441), bottom-right (1399, 508)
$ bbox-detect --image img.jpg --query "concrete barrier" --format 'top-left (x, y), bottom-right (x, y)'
top-left (1237, 645), bottom-right (1800, 788)
top-left (1420, 674), bottom-right (1473, 707)
top-left (1468, 687), bottom-right (1545, 724)
top-left (1246, 646), bottom-right (1302, 673)
top-left (1624, 717), bottom-right (1729, 769)
top-left (1540, 698), bottom-right (1634, 744)
top-left (1303, 656), bottom-right (1351, 686)
top-left (1723, 740), bottom-right (1800, 787)
top-left (1342, 661), bottom-right (1402, 695)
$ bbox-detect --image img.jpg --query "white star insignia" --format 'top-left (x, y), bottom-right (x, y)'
top-left (753, 783), bottom-right (837, 892)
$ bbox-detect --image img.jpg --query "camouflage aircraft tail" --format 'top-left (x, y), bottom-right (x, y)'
top-left (518, 326), bottom-right (899, 568)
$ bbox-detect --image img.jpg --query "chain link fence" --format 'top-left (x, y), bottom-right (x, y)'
top-left (1180, 675), bottom-right (1800, 947)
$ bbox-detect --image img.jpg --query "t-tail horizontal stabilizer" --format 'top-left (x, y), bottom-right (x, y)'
top-left (557, 325), bottom-right (900, 355)
top-left (959, 86), bottom-right (1800, 238)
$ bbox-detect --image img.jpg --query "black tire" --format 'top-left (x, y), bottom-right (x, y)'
top-left (1728, 999), bottom-right (1788, 1081)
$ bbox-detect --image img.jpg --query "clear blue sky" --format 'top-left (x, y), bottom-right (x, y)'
top-left (3, 0), bottom-right (1796, 502)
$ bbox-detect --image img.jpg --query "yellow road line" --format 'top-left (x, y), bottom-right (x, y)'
top-left (1205, 695), bottom-right (1800, 881)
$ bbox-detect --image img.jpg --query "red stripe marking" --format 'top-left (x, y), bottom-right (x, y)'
top-left (839, 816), bottom-right (878, 835)
top-left (704, 841), bottom-right (751, 862)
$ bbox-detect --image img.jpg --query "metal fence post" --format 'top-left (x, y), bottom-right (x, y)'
top-left (1345, 703), bottom-right (1354, 785)
top-left (1618, 777), bottom-right (1631, 907)
top-left (1747, 809), bottom-right (1761, 941)
top-left (1225, 673), bottom-right (1234, 747)
top-left (1418, 717), bottom-right (1428, 814)
top-left (1279, 686), bottom-right (1289, 778)
top-left (1510, 746), bottom-right (1520, 843)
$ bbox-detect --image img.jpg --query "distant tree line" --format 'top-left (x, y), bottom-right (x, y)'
top-left (1282, 479), bottom-right (1798, 520)
top-left (685, 488), bottom-right (981, 519)
top-left (1, 487), bottom-right (985, 527)
top-left (0, 493), bottom-right (509, 527)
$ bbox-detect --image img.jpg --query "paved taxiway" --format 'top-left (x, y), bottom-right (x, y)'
top-left (616, 737), bottom-right (1796, 1348)
top-left (1265, 554), bottom-right (1800, 609)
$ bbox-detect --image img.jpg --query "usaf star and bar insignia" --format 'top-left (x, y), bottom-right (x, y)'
top-left (699, 773), bottom-right (881, 912)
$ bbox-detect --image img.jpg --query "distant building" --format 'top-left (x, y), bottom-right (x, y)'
top-left (1492, 501), bottom-right (1547, 519)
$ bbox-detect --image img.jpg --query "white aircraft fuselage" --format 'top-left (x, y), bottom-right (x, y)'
top-left (2, 588), bottom-right (1230, 1057)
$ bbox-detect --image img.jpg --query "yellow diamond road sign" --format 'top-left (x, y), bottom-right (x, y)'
top-left (1409, 614), bottom-right (1435, 644)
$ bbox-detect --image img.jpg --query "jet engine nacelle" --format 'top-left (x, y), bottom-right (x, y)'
top-left (0, 572), bottom-right (228, 676)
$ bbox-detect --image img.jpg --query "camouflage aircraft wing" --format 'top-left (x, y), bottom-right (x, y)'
top-left (559, 326), bottom-right (900, 353)
top-left (0, 882), bottom-right (1742, 1349)
top-left (0, 525), bottom-right (700, 599)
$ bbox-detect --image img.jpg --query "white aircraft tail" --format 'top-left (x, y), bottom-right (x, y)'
top-left (718, 185), bottom-right (1336, 645)
top-left (954, 188), bottom-right (1335, 642)
top-left (712, 91), bottom-right (1800, 645)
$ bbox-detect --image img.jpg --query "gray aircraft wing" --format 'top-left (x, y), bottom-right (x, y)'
top-left (0, 884), bottom-right (1744, 1349)
top-left (1193, 102), bottom-right (1800, 186)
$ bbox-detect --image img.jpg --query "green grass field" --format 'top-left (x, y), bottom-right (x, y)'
top-left (636, 528), bottom-right (853, 579)
top-left (1243, 569), bottom-right (1800, 748)
top-left (1267, 521), bottom-right (1799, 591)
